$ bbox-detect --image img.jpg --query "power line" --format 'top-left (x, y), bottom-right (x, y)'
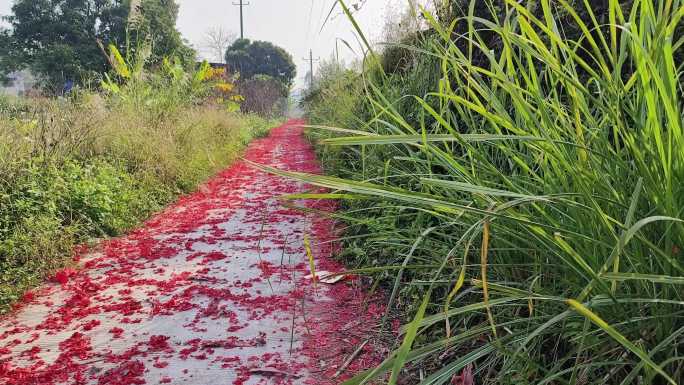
top-left (232, 0), bottom-right (250, 39)
top-left (303, 49), bottom-right (320, 90)
top-left (303, 0), bottom-right (327, 89)
top-left (305, 0), bottom-right (315, 47)
top-left (316, 0), bottom-right (332, 33)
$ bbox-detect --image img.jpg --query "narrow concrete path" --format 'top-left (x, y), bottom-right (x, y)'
top-left (0, 120), bottom-right (385, 385)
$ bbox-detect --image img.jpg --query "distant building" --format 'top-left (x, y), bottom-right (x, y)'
top-left (208, 62), bottom-right (227, 69)
top-left (1, 70), bottom-right (37, 96)
top-left (202, 62), bottom-right (227, 70)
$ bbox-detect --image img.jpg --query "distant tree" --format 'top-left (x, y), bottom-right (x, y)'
top-left (130, 0), bottom-right (195, 65)
top-left (202, 27), bottom-right (236, 63)
top-left (0, 0), bottom-right (193, 92)
top-left (0, 28), bottom-right (18, 84)
top-left (3, 0), bottom-right (128, 91)
top-left (239, 74), bottom-right (289, 116)
top-left (225, 39), bottom-right (296, 89)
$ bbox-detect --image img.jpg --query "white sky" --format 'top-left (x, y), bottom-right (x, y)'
top-left (0, 0), bottom-right (406, 90)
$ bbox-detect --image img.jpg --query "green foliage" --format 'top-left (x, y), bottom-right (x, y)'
top-left (0, 0), bottom-right (193, 92)
top-left (0, 156), bottom-right (158, 310)
top-left (225, 39), bottom-right (297, 89)
top-left (1, 160), bottom-right (149, 239)
top-left (100, 43), bottom-right (216, 120)
top-left (239, 74), bottom-right (288, 117)
top-left (0, 214), bottom-right (77, 309)
top-left (130, 0), bottom-right (195, 65)
top-left (0, 90), bottom-right (275, 313)
top-left (0, 28), bottom-right (18, 84)
top-left (2, 0), bottom-right (128, 91)
top-left (302, 58), bottom-right (365, 171)
top-left (303, 0), bottom-right (684, 384)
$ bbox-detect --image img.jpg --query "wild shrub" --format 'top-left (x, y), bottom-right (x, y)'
top-left (0, 74), bottom-right (274, 313)
top-left (239, 75), bottom-right (289, 117)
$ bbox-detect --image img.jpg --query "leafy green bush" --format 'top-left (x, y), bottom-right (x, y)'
top-left (301, 0), bottom-right (684, 384)
top-left (0, 156), bottom-right (172, 312)
top-left (100, 44), bottom-right (217, 119)
top-left (0, 90), bottom-right (275, 313)
top-left (0, 215), bottom-right (77, 308)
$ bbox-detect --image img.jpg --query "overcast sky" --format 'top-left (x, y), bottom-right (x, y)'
top-left (0, 0), bottom-right (405, 89)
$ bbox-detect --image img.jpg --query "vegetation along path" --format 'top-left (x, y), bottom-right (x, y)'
top-left (0, 120), bottom-right (386, 385)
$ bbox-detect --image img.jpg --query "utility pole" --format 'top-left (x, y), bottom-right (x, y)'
top-left (232, 0), bottom-right (250, 39)
top-left (303, 49), bottom-right (320, 90)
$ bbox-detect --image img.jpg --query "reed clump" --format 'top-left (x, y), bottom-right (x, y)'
top-left (300, 0), bottom-right (684, 383)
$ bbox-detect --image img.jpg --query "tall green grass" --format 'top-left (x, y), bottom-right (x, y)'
top-left (293, 0), bottom-right (684, 383)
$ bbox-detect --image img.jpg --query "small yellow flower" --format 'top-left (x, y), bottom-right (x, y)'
top-left (214, 82), bottom-right (235, 93)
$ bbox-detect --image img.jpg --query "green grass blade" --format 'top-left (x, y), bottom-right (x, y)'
top-left (566, 299), bottom-right (678, 385)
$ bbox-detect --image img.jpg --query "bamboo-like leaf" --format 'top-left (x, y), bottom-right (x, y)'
top-left (622, 216), bottom-right (684, 247)
top-left (566, 299), bottom-right (678, 384)
top-left (108, 44), bottom-right (130, 79)
top-left (408, 297), bottom-right (541, 333)
top-left (342, 320), bottom-right (529, 385)
top-left (422, 179), bottom-right (539, 199)
top-left (322, 133), bottom-right (545, 146)
top-left (337, 0), bottom-right (384, 75)
top-left (389, 290), bottom-right (431, 385)
top-left (618, 326), bottom-right (684, 385)
top-left (611, 178), bottom-right (643, 293)
top-left (602, 273), bottom-right (684, 285)
top-left (386, 227), bottom-right (436, 324)
top-left (281, 193), bottom-right (363, 200)
top-left (304, 125), bottom-right (379, 137)
top-left (480, 220), bottom-right (497, 338)
top-left (419, 340), bottom-right (506, 385)
top-left (444, 240), bottom-right (471, 338)
top-left (300, 1), bottom-right (684, 382)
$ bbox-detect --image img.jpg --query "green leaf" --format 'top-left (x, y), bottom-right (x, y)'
top-left (566, 299), bottom-right (678, 385)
